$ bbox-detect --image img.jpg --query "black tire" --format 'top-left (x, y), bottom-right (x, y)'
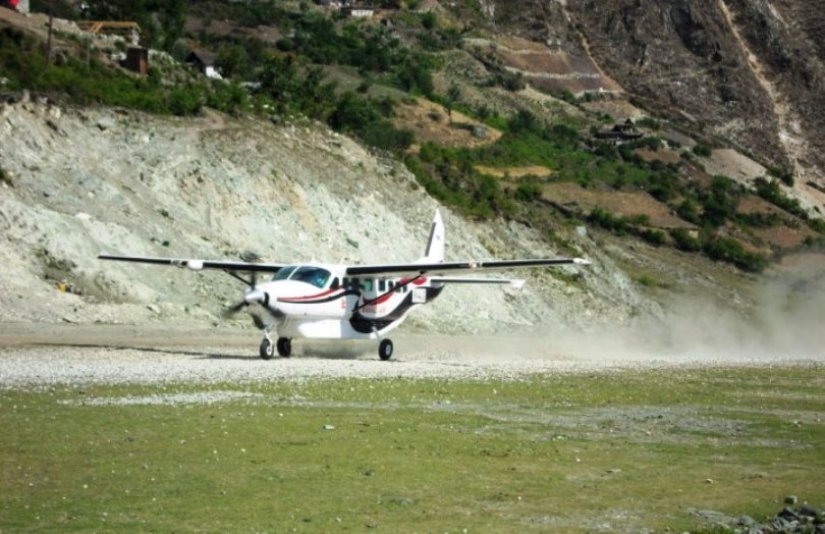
top-left (276, 337), bottom-right (292, 357)
top-left (260, 337), bottom-right (274, 360)
top-left (378, 339), bottom-right (393, 361)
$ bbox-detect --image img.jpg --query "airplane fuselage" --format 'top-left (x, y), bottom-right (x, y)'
top-left (246, 264), bottom-right (443, 340)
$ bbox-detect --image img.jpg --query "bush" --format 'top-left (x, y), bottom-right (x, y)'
top-left (753, 177), bottom-right (807, 219)
top-left (515, 182), bottom-right (542, 202)
top-left (699, 176), bottom-right (741, 227)
top-left (636, 117), bottom-right (660, 130)
top-left (702, 236), bottom-right (767, 273)
top-left (640, 228), bottom-right (667, 246)
top-left (588, 207), bottom-right (631, 235)
top-left (360, 121), bottom-right (413, 151)
top-left (669, 228), bottom-right (701, 252)
top-left (420, 11), bottom-right (437, 29)
top-left (768, 165), bottom-right (794, 187)
top-left (692, 142), bottom-right (712, 157)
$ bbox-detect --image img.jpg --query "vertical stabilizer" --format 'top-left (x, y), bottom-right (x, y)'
top-left (419, 209), bottom-right (445, 263)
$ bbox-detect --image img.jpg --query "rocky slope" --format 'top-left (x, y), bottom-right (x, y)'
top-left (0, 99), bottom-right (652, 333)
top-left (476, 0), bottom-right (825, 212)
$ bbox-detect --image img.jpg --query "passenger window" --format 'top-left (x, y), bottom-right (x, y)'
top-left (379, 280), bottom-right (386, 292)
top-left (363, 279), bottom-right (373, 292)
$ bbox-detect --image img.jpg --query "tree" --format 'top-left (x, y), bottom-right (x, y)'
top-left (215, 45), bottom-right (250, 80)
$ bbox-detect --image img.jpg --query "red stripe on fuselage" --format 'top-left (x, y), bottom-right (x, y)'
top-left (278, 288), bottom-right (341, 303)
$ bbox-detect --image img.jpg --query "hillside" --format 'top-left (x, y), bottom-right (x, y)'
top-left (0, 99), bottom-right (656, 332)
top-left (0, 0), bottom-right (823, 335)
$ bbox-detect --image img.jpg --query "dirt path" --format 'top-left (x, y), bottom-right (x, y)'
top-left (1, 322), bottom-right (820, 388)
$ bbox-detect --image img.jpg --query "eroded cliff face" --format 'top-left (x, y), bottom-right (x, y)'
top-left (487, 0), bottom-right (824, 189)
top-left (0, 101), bottom-right (650, 332)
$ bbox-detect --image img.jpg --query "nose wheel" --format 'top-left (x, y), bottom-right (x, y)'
top-left (378, 339), bottom-right (394, 361)
top-left (260, 336), bottom-right (274, 360)
top-left (260, 335), bottom-right (291, 359)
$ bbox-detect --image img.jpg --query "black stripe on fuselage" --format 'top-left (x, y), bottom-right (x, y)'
top-left (349, 286), bottom-right (443, 334)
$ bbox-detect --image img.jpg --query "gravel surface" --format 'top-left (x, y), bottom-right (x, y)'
top-left (1, 323), bottom-right (821, 389)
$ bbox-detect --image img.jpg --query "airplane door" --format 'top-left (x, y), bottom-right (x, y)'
top-left (412, 287), bottom-right (427, 304)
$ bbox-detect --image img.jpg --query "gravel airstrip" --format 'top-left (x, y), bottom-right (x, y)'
top-left (1, 322), bottom-right (820, 389)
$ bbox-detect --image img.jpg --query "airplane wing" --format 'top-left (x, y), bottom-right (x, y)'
top-left (346, 258), bottom-right (589, 277)
top-left (429, 276), bottom-right (527, 289)
top-left (97, 254), bottom-right (286, 273)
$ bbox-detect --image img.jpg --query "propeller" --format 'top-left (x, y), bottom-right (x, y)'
top-left (221, 251), bottom-right (266, 322)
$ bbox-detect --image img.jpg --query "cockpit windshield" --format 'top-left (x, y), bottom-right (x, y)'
top-left (291, 266), bottom-right (332, 288)
top-left (272, 265), bottom-right (332, 289)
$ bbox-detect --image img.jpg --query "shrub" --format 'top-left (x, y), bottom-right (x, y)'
top-left (699, 176), bottom-right (741, 227)
top-left (588, 207), bottom-right (630, 235)
top-left (669, 228), bottom-right (701, 252)
top-left (508, 109), bottom-right (540, 134)
top-left (515, 182), bottom-right (542, 202)
top-left (420, 11), bottom-right (437, 29)
top-left (753, 177), bottom-right (807, 219)
top-left (640, 228), bottom-right (667, 246)
top-left (360, 121), bottom-right (413, 151)
top-left (692, 142), bottom-right (712, 157)
top-left (636, 117), bottom-right (660, 130)
top-left (702, 236), bottom-right (767, 273)
top-left (768, 165), bottom-right (794, 187)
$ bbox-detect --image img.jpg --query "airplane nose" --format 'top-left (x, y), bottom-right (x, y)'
top-left (244, 288), bottom-right (268, 307)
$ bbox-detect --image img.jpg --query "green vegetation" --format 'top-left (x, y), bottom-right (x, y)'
top-left (9, 0), bottom-right (823, 271)
top-left (702, 235), bottom-right (767, 273)
top-left (669, 228), bottom-right (702, 252)
top-left (2, 367), bottom-right (823, 532)
top-left (692, 142), bottom-right (713, 157)
top-left (767, 165), bottom-right (795, 187)
top-left (753, 177), bottom-right (807, 220)
top-left (0, 27), bottom-right (246, 116)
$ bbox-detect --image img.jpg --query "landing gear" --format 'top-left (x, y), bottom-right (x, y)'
top-left (378, 339), bottom-right (394, 361)
top-left (260, 335), bottom-right (291, 359)
top-left (276, 337), bottom-right (292, 358)
top-left (260, 336), bottom-right (274, 360)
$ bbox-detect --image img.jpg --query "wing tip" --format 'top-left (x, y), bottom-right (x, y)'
top-left (573, 258), bottom-right (591, 266)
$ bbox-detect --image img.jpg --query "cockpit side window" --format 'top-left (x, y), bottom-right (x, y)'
top-left (273, 266), bottom-right (297, 281)
top-left (291, 266), bottom-right (332, 289)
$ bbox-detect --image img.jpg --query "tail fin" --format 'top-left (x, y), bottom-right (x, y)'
top-left (418, 209), bottom-right (445, 263)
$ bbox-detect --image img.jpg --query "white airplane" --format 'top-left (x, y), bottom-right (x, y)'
top-left (99, 210), bottom-right (590, 360)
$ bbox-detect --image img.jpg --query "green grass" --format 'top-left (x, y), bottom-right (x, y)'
top-left (2, 367), bottom-right (824, 532)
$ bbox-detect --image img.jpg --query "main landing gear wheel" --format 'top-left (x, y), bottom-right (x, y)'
top-left (378, 339), bottom-right (394, 361)
top-left (260, 337), bottom-right (274, 360)
top-left (276, 337), bottom-right (292, 358)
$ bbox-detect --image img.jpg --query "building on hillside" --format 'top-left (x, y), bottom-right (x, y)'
top-left (1, 0), bottom-right (29, 13)
top-left (76, 21), bottom-right (141, 46)
top-left (186, 49), bottom-right (222, 80)
top-left (343, 6), bottom-right (375, 18)
top-left (594, 119), bottom-right (643, 143)
top-left (124, 47), bottom-right (149, 76)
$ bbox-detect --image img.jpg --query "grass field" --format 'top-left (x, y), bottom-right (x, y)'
top-left (2, 366), bottom-right (823, 532)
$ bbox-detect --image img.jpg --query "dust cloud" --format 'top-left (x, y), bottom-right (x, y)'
top-left (547, 256), bottom-right (825, 364)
